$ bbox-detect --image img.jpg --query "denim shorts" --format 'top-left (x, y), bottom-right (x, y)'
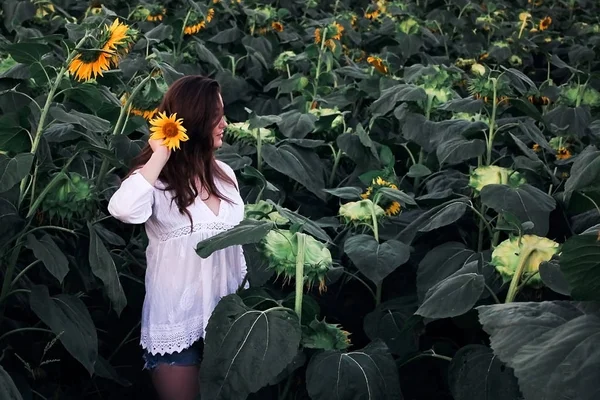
top-left (142, 339), bottom-right (204, 370)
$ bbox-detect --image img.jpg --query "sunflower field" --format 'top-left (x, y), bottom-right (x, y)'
top-left (1, 0), bottom-right (600, 399)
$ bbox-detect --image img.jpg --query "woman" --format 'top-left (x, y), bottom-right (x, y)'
top-left (108, 75), bottom-right (247, 400)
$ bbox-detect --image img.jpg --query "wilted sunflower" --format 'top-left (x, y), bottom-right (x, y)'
top-left (367, 55), bottom-right (388, 74)
top-left (539, 16), bottom-right (552, 31)
top-left (556, 147), bottom-right (571, 160)
top-left (361, 177), bottom-right (402, 216)
top-left (206, 8), bottom-right (215, 23)
top-left (147, 7), bottom-right (166, 22)
top-left (271, 21), bottom-right (284, 32)
top-left (68, 19), bottom-right (132, 81)
top-left (149, 112), bottom-right (189, 151)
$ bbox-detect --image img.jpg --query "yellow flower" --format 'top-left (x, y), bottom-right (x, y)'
top-left (367, 56), bottom-right (388, 74)
top-left (532, 143), bottom-right (541, 152)
top-left (149, 112), bottom-right (189, 151)
top-left (184, 21), bottom-right (206, 35)
top-left (147, 8), bottom-right (166, 21)
top-left (539, 16), bottom-right (552, 31)
top-left (386, 201), bottom-right (401, 216)
top-left (104, 19), bottom-right (130, 65)
top-left (556, 147), bottom-right (571, 160)
top-left (132, 108), bottom-right (159, 120)
top-left (68, 52), bottom-right (112, 82)
top-left (331, 22), bottom-right (344, 40)
top-left (365, 9), bottom-right (380, 20)
top-left (206, 8), bottom-right (215, 23)
top-left (519, 12), bottom-right (531, 22)
top-left (272, 21), bottom-right (284, 32)
top-left (314, 28), bottom-right (322, 44)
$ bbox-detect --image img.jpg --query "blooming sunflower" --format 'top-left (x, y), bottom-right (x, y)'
top-left (367, 55), bottom-right (388, 74)
top-left (149, 112), bottom-right (189, 151)
top-left (361, 177), bottom-right (402, 216)
top-left (206, 8), bottom-right (215, 23)
top-left (539, 16), bottom-right (552, 31)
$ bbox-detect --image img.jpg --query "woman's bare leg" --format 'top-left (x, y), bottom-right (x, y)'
top-left (151, 364), bottom-right (200, 400)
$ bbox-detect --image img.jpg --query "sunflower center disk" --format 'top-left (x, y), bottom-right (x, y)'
top-left (163, 122), bottom-right (179, 138)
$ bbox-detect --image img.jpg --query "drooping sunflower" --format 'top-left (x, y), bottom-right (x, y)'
top-left (148, 7), bottom-right (166, 22)
top-left (556, 147), bottom-right (571, 160)
top-left (149, 112), bottom-right (189, 151)
top-left (271, 21), bottom-right (284, 32)
top-left (206, 8), bottom-right (215, 23)
top-left (68, 19), bottom-right (134, 81)
top-left (184, 21), bottom-right (206, 35)
top-left (367, 55), bottom-right (388, 74)
top-left (539, 16), bottom-right (552, 31)
top-left (361, 177), bottom-right (402, 216)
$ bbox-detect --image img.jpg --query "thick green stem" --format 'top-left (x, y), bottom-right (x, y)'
top-left (476, 202), bottom-right (487, 253)
top-left (256, 128), bottom-right (263, 173)
top-left (286, 64), bottom-right (294, 103)
top-left (371, 202), bottom-right (382, 305)
top-left (328, 148), bottom-right (342, 187)
top-left (19, 35), bottom-right (88, 206)
top-left (414, 96), bottom-right (434, 189)
top-left (505, 247), bottom-right (534, 303)
top-left (485, 78), bottom-right (498, 165)
top-left (491, 214), bottom-right (503, 248)
top-left (294, 233), bottom-right (306, 324)
top-left (312, 29), bottom-right (328, 103)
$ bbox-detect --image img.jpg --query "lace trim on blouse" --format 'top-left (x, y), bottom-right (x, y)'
top-left (141, 315), bottom-right (204, 355)
top-left (159, 221), bottom-right (235, 241)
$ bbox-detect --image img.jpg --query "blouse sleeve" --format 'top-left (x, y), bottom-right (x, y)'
top-left (107, 171), bottom-right (155, 224)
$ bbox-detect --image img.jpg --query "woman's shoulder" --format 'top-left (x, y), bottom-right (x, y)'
top-left (215, 159), bottom-right (237, 181)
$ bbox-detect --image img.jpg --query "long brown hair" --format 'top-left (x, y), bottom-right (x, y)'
top-left (129, 75), bottom-right (237, 224)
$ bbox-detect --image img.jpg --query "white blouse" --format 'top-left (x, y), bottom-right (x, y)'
top-left (107, 160), bottom-right (247, 355)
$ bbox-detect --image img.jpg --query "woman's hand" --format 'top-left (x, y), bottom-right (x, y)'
top-left (139, 139), bottom-right (170, 185)
top-left (149, 138), bottom-right (171, 164)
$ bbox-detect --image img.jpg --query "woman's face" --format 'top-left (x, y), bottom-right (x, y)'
top-left (212, 93), bottom-right (227, 149)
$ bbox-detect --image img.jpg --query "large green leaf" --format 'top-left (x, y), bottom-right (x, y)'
top-left (88, 223), bottom-right (127, 316)
top-left (378, 187), bottom-right (417, 206)
top-left (363, 297), bottom-right (422, 358)
top-left (477, 301), bottom-right (600, 400)
top-left (199, 294), bottom-right (301, 400)
top-left (196, 219), bottom-right (274, 258)
top-left (545, 105), bottom-right (591, 138)
top-left (49, 106), bottom-right (111, 133)
top-left (448, 344), bottom-right (523, 400)
top-left (559, 233), bottom-right (600, 301)
top-left (416, 242), bottom-right (476, 303)
top-left (2, 42), bottom-right (50, 64)
top-left (25, 233), bottom-right (69, 284)
top-left (323, 186), bottom-right (362, 200)
top-left (344, 235), bottom-right (411, 284)
top-left (209, 26), bottom-right (243, 44)
top-left (416, 270), bottom-right (485, 319)
top-left (398, 200), bottom-right (468, 244)
top-left (480, 184), bottom-right (556, 236)
top-left (306, 340), bottom-right (403, 400)
top-left (436, 137), bottom-right (485, 166)
top-left (269, 202), bottom-right (331, 243)
top-left (29, 285), bottom-right (98, 375)
top-left (539, 259), bottom-right (571, 296)
top-left (0, 366), bottom-right (22, 400)
top-left (563, 146), bottom-right (600, 204)
top-left (94, 356), bottom-right (131, 387)
top-left (276, 110), bottom-right (317, 139)
top-left (371, 84), bottom-right (426, 116)
top-left (0, 153), bottom-right (33, 193)
top-left (261, 143), bottom-right (326, 200)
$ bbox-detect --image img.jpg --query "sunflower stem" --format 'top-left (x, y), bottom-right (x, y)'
top-left (294, 233), bottom-right (306, 324)
top-left (312, 27), bottom-right (328, 104)
top-left (485, 78), bottom-right (498, 165)
top-left (18, 34), bottom-right (89, 208)
top-left (328, 148), bottom-right (342, 187)
top-left (505, 246), bottom-right (534, 303)
top-left (413, 95), bottom-right (433, 190)
top-left (256, 128), bottom-right (263, 173)
top-left (371, 201), bottom-right (382, 306)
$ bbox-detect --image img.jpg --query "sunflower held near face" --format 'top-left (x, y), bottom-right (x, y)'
top-left (149, 112), bottom-right (189, 151)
